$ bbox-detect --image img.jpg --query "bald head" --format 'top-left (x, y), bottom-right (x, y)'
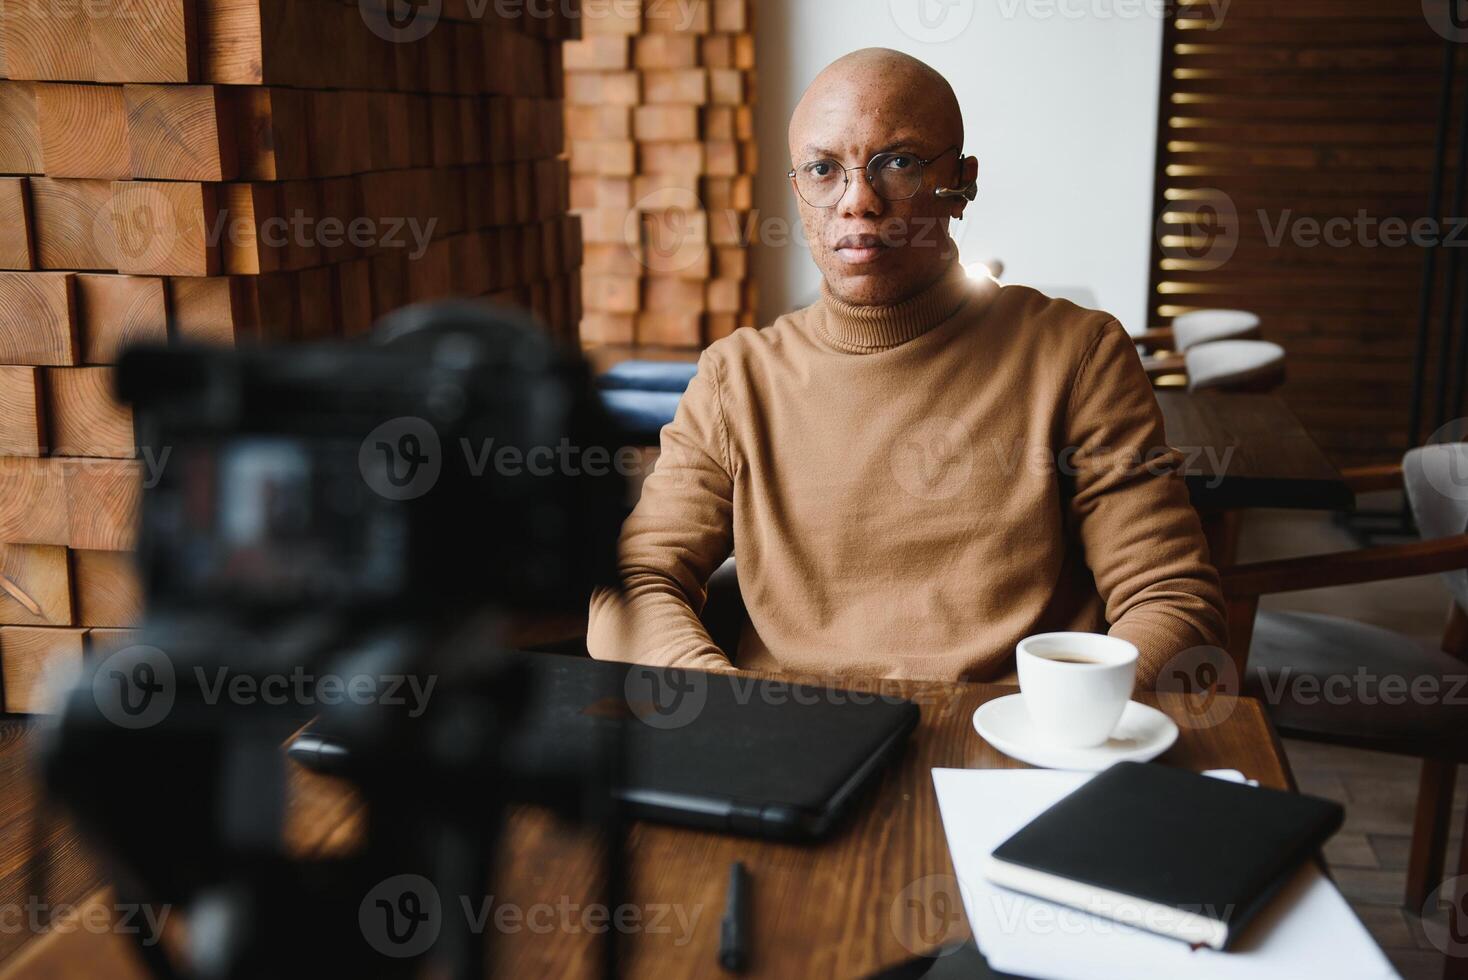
top-left (786, 48), bottom-right (974, 308)
top-left (789, 48), bottom-right (963, 162)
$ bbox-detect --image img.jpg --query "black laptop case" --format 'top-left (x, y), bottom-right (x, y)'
top-left (507, 654), bottom-right (921, 840)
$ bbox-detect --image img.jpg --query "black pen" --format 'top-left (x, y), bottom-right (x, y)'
top-left (718, 861), bottom-right (750, 973)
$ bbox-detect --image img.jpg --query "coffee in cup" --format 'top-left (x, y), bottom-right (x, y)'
top-left (1016, 632), bottom-right (1138, 748)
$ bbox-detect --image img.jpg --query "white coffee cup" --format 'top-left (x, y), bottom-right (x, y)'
top-left (1016, 632), bottom-right (1138, 748)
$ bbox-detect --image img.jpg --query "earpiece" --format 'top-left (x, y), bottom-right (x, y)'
top-left (935, 154), bottom-right (979, 203)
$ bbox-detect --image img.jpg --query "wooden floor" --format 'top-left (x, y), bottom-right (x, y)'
top-left (1241, 500), bottom-right (1465, 980)
top-left (1289, 738), bottom-right (1461, 980)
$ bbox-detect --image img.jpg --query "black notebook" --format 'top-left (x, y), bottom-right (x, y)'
top-left (984, 762), bottom-right (1343, 950)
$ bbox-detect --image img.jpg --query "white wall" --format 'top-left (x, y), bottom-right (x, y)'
top-left (752, 0), bottom-right (1163, 333)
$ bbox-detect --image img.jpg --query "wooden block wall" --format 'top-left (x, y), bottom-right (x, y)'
top-left (565, 0), bottom-right (756, 349)
top-left (0, 0), bottom-right (585, 711)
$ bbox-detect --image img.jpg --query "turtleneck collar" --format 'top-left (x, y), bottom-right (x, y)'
top-left (813, 258), bottom-right (984, 354)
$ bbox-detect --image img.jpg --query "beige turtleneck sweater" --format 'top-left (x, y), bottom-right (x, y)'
top-left (587, 261), bottom-right (1227, 685)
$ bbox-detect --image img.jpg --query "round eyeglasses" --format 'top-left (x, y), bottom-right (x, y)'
top-left (787, 146), bottom-right (963, 209)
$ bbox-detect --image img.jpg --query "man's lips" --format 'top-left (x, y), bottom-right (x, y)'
top-left (833, 234), bottom-right (892, 266)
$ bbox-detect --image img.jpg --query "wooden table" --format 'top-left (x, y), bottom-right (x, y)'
top-left (1, 681), bottom-right (1293, 979)
top-left (1156, 391), bottom-right (1351, 514)
top-left (1156, 391), bottom-right (1352, 565)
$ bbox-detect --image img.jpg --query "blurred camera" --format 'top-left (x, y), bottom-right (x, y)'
top-left (40, 304), bottom-right (629, 979)
top-left (120, 301), bottom-right (625, 628)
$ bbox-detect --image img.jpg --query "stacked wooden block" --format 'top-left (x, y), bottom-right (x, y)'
top-left (0, 0), bottom-right (584, 711)
top-left (566, 0), bottom-right (756, 349)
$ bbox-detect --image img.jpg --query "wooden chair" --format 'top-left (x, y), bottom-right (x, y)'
top-left (1219, 445), bottom-right (1468, 960)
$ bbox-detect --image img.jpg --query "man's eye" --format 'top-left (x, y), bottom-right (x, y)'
top-left (884, 154), bottom-right (916, 171)
top-left (806, 162), bottom-right (837, 179)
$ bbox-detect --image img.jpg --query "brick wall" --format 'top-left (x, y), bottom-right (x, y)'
top-left (566, 0), bottom-right (757, 350)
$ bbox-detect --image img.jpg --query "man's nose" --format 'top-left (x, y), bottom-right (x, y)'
top-left (837, 170), bottom-right (885, 218)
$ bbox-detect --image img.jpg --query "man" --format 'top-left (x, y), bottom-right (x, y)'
top-left (588, 48), bottom-right (1226, 686)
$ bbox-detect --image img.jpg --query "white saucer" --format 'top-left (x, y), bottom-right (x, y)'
top-left (972, 694), bottom-right (1179, 772)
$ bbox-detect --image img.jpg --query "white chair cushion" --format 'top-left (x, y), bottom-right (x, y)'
top-left (1185, 340), bottom-right (1285, 391)
top-left (1171, 309), bottom-right (1261, 351)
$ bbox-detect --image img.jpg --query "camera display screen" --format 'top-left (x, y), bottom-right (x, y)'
top-left (153, 438), bottom-right (410, 608)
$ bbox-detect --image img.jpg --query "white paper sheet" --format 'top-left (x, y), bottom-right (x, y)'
top-left (931, 767), bottom-right (1400, 980)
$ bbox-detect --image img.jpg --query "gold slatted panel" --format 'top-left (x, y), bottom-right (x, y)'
top-left (1149, 0), bottom-right (1457, 465)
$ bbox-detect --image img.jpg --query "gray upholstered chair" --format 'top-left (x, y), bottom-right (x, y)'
top-left (1220, 444), bottom-right (1468, 946)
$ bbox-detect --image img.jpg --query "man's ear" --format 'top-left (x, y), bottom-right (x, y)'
top-left (953, 155), bottom-right (979, 219)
